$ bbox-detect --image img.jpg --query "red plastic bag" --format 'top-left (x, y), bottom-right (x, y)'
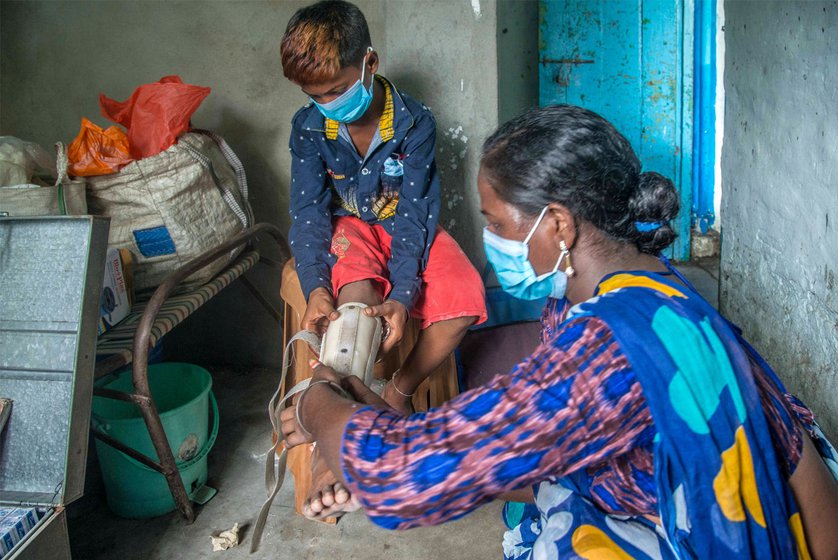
top-left (67, 118), bottom-right (133, 177)
top-left (99, 75), bottom-right (211, 159)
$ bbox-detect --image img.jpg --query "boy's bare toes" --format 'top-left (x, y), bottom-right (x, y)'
top-left (319, 484), bottom-right (336, 508)
top-left (333, 482), bottom-right (351, 505)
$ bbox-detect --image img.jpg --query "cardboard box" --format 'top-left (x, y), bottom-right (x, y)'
top-left (98, 247), bottom-right (132, 334)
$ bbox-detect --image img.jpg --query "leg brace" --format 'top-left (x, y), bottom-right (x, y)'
top-left (251, 303), bottom-right (382, 551)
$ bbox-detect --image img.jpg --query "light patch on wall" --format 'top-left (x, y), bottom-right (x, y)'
top-left (439, 125), bottom-right (469, 171)
top-left (471, 0), bottom-right (482, 20)
top-left (439, 124), bottom-right (471, 235)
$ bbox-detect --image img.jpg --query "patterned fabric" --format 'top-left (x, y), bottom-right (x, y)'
top-left (339, 268), bottom-right (836, 559)
top-left (543, 271), bottom-right (806, 558)
top-left (341, 315), bottom-right (651, 528)
top-left (327, 216), bottom-right (487, 329)
top-left (95, 250), bottom-right (259, 375)
top-left (288, 75), bottom-right (440, 308)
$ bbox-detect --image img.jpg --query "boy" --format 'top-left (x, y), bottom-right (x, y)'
top-left (280, 0), bottom-right (487, 518)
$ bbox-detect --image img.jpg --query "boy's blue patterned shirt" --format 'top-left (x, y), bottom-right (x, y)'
top-left (288, 76), bottom-right (440, 309)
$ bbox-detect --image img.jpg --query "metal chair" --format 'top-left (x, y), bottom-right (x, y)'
top-left (92, 223), bottom-right (290, 522)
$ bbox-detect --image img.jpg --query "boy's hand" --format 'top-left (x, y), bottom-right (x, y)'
top-left (302, 287), bottom-right (339, 337)
top-left (364, 300), bottom-right (408, 354)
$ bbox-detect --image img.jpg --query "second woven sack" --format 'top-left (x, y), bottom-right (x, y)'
top-left (86, 130), bottom-right (253, 293)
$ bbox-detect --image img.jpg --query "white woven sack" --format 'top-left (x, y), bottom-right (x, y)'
top-left (0, 142), bottom-right (87, 217)
top-left (86, 130), bottom-right (253, 293)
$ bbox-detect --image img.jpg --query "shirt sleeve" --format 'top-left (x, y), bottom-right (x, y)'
top-left (288, 122), bottom-right (334, 300)
top-left (339, 316), bottom-right (652, 530)
top-left (386, 110), bottom-right (441, 309)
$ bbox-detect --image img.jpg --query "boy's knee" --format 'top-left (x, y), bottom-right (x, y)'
top-left (337, 279), bottom-right (384, 305)
top-left (437, 315), bottom-right (478, 333)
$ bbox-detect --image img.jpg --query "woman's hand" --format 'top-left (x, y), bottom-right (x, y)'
top-left (340, 375), bottom-right (392, 409)
top-left (310, 359), bottom-right (342, 385)
top-left (302, 287), bottom-right (339, 336)
top-left (364, 299), bottom-right (408, 353)
top-left (279, 361), bottom-right (342, 448)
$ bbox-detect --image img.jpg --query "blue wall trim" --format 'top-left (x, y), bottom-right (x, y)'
top-left (692, 0), bottom-right (717, 233)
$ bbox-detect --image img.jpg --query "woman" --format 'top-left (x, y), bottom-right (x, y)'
top-left (281, 105), bottom-right (838, 559)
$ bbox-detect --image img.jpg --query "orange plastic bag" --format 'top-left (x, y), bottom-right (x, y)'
top-left (67, 118), bottom-right (133, 177)
top-left (99, 75), bottom-right (211, 160)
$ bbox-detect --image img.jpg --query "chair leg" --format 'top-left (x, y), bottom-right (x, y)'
top-left (134, 389), bottom-right (195, 522)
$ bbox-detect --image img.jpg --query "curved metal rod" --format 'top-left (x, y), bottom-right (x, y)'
top-left (131, 222), bottom-right (289, 393)
top-left (127, 222), bottom-right (289, 522)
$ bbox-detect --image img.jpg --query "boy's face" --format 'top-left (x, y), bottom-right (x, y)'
top-left (299, 51), bottom-right (379, 105)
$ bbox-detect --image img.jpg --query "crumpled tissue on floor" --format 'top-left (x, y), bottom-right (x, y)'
top-left (210, 523), bottom-right (240, 551)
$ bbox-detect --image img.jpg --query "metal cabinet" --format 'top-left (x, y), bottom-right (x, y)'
top-left (0, 217), bottom-right (109, 559)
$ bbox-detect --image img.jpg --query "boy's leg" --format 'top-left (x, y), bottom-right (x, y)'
top-left (336, 279), bottom-right (383, 307)
top-left (382, 226), bottom-right (487, 413)
top-left (303, 217), bottom-right (387, 519)
top-left (381, 315), bottom-right (475, 413)
top-left (303, 220), bottom-right (486, 517)
top-left (304, 278), bottom-right (384, 519)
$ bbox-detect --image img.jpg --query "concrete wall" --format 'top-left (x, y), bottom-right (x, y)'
top-left (721, 0), bottom-right (838, 439)
top-left (382, 0), bottom-right (499, 261)
top-left (497, 0), bottom-right (539, 125)
top-left (0, 0), bottom-right (503, 367)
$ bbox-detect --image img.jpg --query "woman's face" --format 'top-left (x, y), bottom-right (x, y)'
top-left (477, 169), bottom-right (561, 276)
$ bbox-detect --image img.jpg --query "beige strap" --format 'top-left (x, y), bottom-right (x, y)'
top-left (250, 331), bottom-right (349, 553)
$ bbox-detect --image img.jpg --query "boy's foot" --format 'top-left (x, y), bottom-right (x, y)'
top-left (381, 380), bottom-right (415, 415)
top-left (303, 444), bottom-right (360, 520)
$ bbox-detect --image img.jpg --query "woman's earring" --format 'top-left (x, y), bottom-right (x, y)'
top-left (560, 240), bottom-right (575, 277)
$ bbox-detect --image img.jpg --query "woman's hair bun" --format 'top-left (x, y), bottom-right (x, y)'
top-left (628, 171), bottom-right (680, 254)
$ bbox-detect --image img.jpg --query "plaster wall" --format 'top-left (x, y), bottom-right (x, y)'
top-left (0, 0), bottom-right (501, 367)
top-left (382, 0), bottom-right (499, 261)
top-left (497, 0), bottom-right (539, 125)
top-left (721, 0), bottom-right (838, 439)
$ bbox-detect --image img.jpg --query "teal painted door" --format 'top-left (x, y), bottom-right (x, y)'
top-left (539, 0), bottom-right (694, 260)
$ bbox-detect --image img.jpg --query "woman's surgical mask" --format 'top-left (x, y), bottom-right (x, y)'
top-left (312, 48), bottom-right (374, 123)
top-left (483, 206), bottom-right (569, 300)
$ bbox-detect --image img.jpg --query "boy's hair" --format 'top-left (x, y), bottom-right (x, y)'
top-left (281, 0), bottom-right (372, 85)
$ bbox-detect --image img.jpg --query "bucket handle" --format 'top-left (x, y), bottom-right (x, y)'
top-left (94, 391), bottom-right (220, 474)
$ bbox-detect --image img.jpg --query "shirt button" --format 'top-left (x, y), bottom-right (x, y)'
top-left (361, 168), bottom-right (371, 175)
top-left (362, 206), bottom-right (369, 212)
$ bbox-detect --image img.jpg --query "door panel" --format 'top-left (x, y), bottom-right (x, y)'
top-left (540, 0), bottom-right (693, 259)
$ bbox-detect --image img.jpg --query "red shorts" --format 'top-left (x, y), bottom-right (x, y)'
top-left (329, 216), bottom-right (487, 329)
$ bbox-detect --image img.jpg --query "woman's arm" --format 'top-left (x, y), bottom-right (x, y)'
top-left (788, 428), bottom-right (838, 559)
top-left (282, 317), bottom-right (651, 529)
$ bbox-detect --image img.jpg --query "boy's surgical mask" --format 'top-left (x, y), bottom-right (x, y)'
top-left (483, 206), bottom-right (569, 300)
top-left (311, 48), bottom-right (374, 123)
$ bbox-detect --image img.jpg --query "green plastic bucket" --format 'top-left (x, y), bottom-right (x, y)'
top-left (91, 363), bottom-right (219, 518)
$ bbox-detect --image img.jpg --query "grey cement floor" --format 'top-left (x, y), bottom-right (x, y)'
top-left (68, 362), bottom-right (505, 559)
top-left (68, 261), bottom-right (718, 560)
